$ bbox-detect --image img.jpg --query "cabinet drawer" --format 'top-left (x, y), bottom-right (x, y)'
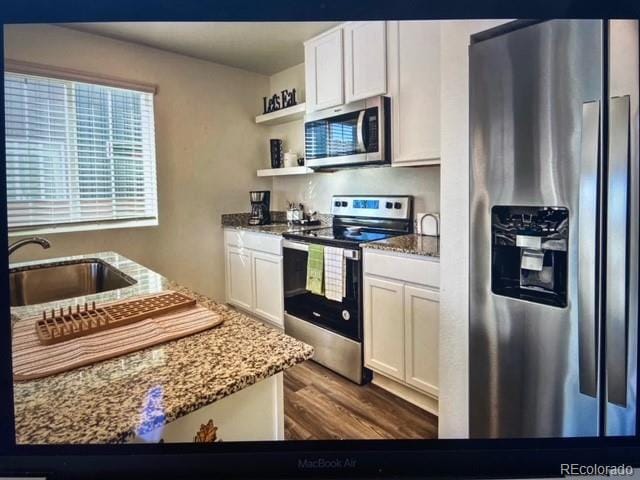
top-left (364, 250), bottom-right (439, 288)
top-left (224, 229), bottom-right (282, 256)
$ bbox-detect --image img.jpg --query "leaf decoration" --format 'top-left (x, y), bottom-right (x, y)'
top-left (194, 419), bottom-right (219, 443)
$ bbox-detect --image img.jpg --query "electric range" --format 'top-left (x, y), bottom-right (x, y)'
top-left (283, 226), bottom-right (397, 248)
top-left (281, 195), bottom-right (413, 384)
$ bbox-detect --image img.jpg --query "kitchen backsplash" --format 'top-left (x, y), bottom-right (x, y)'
top-left (271, 165), bottom-right (440, 215)
top-left (221, 211), bottom-right (332, 226)
top-left (221, 211), bottom-right (287, 227)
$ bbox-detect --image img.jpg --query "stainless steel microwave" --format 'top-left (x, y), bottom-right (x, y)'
top-left (304, 96), bottom-right (390, 170)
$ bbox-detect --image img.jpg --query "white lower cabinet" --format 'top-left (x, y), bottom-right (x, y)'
top-left (252, 251), bottom-right (284, 326)
top-left (224, 229), bottom-right (284, 328)
top-left (363, 249), bottom-right (440, 406)
top-left (404, 285), bottom-right (439, 397)
top-left (226, 246), bottom-right (253, 311)
top-left (363, 276), bottom-right (405, 380)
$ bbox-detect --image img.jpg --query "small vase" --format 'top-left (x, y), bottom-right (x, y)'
top-left (270, 139), bottom-right (283, 168)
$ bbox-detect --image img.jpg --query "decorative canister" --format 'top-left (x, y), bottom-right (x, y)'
top-left (284, 151), bottom-right (297, 168)
top-left (270, 139), bottom-right (283, 168)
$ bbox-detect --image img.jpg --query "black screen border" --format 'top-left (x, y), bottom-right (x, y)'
top-left (1, 0), bottom-right (640, 478)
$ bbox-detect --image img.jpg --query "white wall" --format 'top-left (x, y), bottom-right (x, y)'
top-left (272, 165), bottom-right (440, 214)
top-left (269, 62), bottom-right (305, 103)
top-left (438, 19), bottom-right (509, 439)
top-left (5, 24), bottom-right (271, 301)
top-left (263, 63), bottom-right (305, 168)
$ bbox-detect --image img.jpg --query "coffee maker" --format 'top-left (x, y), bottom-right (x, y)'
top-left (249, 191), bottom-right (271, 226)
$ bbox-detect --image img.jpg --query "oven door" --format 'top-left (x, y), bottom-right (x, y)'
top-left (282, 240), bottom-right (362, 341)
top-left (304, 96), bottom-right (387, 169)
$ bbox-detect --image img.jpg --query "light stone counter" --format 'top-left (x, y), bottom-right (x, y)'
top-left (10, 252), bottom-right (313, 444)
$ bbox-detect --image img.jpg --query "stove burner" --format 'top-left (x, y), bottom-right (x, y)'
top-left (282, 195), bottom-right (413, 248)
top-left (283, 226), bottom-right (399, 248)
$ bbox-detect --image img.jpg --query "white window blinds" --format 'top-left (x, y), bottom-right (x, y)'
top-left (4, 71), bottom-right (158, 231)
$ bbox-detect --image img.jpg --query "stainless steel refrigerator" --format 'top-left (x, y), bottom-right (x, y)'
top-left (469, 20), bottom-right (638, 438)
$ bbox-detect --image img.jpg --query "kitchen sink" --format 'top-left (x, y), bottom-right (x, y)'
top-left (9, 259), bottom-right (137, 307)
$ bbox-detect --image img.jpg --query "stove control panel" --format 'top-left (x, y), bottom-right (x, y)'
top-left (331, 195), bottom-right (412, 220)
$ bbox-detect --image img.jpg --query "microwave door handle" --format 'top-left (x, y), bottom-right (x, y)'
top-left (356, 110), bottom-right (366, 153)
top-left (578, 100), bottom-right (600, 398)
top-left (606, 95), bottom-right (631, 407)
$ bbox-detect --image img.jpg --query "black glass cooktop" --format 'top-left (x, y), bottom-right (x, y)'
top-left (283, 226), bottom-right (397, 248)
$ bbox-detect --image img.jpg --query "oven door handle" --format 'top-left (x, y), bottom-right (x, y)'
top-left (282, 239), bottom-right (309, 252)
top-left (282, 239), bottom-right (359, 260)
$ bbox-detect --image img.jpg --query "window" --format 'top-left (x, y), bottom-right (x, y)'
top-left (4, 70), bottom-right (158, 233)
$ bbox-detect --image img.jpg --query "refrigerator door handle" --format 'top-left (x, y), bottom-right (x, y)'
top-left (578, 100), bottom-right (601, 398)
top-left (605, 95), bottom-right (631, 407)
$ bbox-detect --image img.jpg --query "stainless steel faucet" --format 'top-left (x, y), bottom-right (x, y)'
top-left (8, 237), bottom-right (51, 256)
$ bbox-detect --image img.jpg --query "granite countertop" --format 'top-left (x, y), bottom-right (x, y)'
top-left (10, 252), bottom-right (313, 444)
top-left (224, 222), bottom-right (312, 236)
top-left (362, 234), bottom-right (440, 258)
top-left (221, 212), bottom-right (328, 236)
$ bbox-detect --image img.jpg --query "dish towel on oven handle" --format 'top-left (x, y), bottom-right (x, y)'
top-left (306, 244), bottom-right (324, 295)
top-left (324, 246), bottom-right (345, 302)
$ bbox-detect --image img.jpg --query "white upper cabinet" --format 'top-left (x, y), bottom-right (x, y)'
top-left (344, 21), bottom-right (387, 103)
top-left (304, 21), bottom-right (440, 163)
top-left (305, 22), bottom-right (388, 112)
top-left (304, 28), bottom-right (344, 112)
top-left (387, 21), bottom-right (441, 165)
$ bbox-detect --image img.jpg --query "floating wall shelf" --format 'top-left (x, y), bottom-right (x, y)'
top-left (257, 166), bottom-right (314, 177)
top-left (255, 103), bottom-right (306, 126)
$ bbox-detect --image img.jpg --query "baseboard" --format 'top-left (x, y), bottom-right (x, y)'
top-left (372, 373), bottom-right (439, 416)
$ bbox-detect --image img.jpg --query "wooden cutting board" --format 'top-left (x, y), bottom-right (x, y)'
top-left (12, 291), bottom-right (224, 381)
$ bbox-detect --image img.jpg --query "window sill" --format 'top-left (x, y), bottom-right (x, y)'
top-left (8, 218), bottom-right (159, 237)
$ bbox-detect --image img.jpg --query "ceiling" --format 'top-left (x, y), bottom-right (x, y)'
top-left (61, 22), bottom-right (340, 75)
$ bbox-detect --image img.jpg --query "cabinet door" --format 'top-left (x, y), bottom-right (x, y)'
top-left (305, 29), bottom-right (344, 112)
top-left (252, 251), bottom-right (284, 327)
top-left (344, 21), bottom-right (387, 103)
top-left (404, 285), bottom-right (439, 396)
top-left (226, 246), bottom-right (253, 311)
top-left (363, 276), bottom-right (405, 380)
top-left (387, 21), bottom-right (440, 165)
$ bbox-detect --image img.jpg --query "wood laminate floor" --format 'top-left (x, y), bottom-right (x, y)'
top-left (284, 360), bottom-right (438, 440)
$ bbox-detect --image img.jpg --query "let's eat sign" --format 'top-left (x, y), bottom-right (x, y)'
top-left (263, 88), bottom-right (297, 114)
